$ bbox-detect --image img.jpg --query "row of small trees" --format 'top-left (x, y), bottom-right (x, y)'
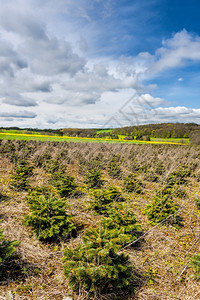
top-left (1, 156), bottom-right (200, 298)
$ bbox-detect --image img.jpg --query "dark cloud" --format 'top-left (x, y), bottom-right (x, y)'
top-left (24, 37), bottom-right (85, 76)
top-left (0, 7), bottom-right (85, 76)
top-left (32, 82), bottom-right (52, 93)
top-left (44, 91), bottom-right (101, 106)
top-left (2, 94), bottom-right (38, 107)
top-left (0, 38), bottom-right (27, 77)
top-left (0, 7), bottom-right (46, 40)
top-left (0, 111), bottom-right (37, 118)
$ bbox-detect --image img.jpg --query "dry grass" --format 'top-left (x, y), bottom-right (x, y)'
top-left (0, 140), bottom-right (200, 299)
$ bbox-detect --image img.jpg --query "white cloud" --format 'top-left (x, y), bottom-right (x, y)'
top-left (0, 1), bottom-right (199, 128)
top-left (135, 94), bottom-right (164, 106)
top-left (148, 30), bottom-right (200, 75)
top-left (151, 106), bottom-right (200, 123)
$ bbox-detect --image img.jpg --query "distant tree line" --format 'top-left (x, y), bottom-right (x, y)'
top-left (190, 131), bottom-right (200, 145)
top-left (0, 127), bottom-right (61, 136)
top-left (61, 128), bottom-right (97, 137)
top-left (1, 123), bottom-right (200, 144)
top-left (112, 123), bottom-right (200, 140)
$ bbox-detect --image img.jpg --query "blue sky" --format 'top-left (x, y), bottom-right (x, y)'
top-left (0, 0), bottom-right (200, 128)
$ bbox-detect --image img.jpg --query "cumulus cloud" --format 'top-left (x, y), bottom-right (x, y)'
top-left (0, 2), bottom-right (142, 110)
top-left (134, 94), bottom-right (164, 106)
top-left (0, 9), bottom-right (85, 76)
top-left (109, 105), bottom-right (200, 127)
top-left (63, 69), bottom-right (139, 97)
top-left (0, 1), bottom-right (199, 128)
top-left (153, 106), bottom-right (200, 118)
top-left (0, 37), bottom-right (27, 77)
top-left (24, 37), bottom-right (85, 76)
top-left (148, 30), bottom-right (200, 75)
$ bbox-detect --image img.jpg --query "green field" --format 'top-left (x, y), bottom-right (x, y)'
top-left (0, 131), bottom-right (188, 145)
top-left (0, 129), bottom-right (44, 135)
top-left (95, 129), bottom-right (113, 134)
top-left (150, 137), bottom-right (190, 144)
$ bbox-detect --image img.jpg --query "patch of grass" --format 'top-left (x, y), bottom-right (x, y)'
top-left (95, 129), bottom-right (113, 134)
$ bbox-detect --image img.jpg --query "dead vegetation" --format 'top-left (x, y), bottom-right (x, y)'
top-left (0, 140), bottom-right (200, 299)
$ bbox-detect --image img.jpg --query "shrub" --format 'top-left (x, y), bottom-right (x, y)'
top-left (44, 158), bottom-right (65, 174)
top-left (143, 136), bottom-right (150, 141)
top-left (0, 228), bottom-right (20, 278)
top-left (191, 254), bottom-right (200, 280)
top-left (79, 156), bottom-right (104, 175)
top-left (195, 197), bottom-right (200, 210)
top-left (52, 172), bottom-right (77, 197)
top-left (157, 185), bottom-right (187, 199)
top-left (166, 166), bottom-right (191, 187)
top-left (171, 186), bottom-right (187, 198)
top-left (124, 136), bottom-right (133, 140)
top-left (33, 153), bottom-right (52, 168)
top-left (0, 229), bottom-right (20, 263)
top-left (84, 169), bottom-right (103, 189)
top-left (190, 131), bottom-right (200, 145)
top-left (107, 155), bottom-right (122, 179)
top-left (102, 203), bottom-right (142, 246)
top-left (11, 160), bottom-right (33, 190)
top-left (90, 186), bottom-right (123, 214)
top-left (194, 170), bottom-right (200, 182)
top-left (63, 226), bottom-right (134, 298)
top-left (26, 186), bottom-right (52, 203)
top-left (144, 172), bottom-right (159, 183)
top-left (145, 195), bottom-right (180, 225)
top-left (25, 194), bottom-right (75, 242)
top-left (123, 174), bottom-right (143, 194)
top-left (154, 162), bottom-right (165, 175)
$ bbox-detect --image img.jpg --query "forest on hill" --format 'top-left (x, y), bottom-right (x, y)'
top-left (61, 123), bottom-right (200, 140)
top-left (112, 122), bottom-right (200, 139)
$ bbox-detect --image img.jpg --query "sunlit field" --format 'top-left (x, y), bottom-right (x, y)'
top-left (0, 132), bottom-right (188, 145)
